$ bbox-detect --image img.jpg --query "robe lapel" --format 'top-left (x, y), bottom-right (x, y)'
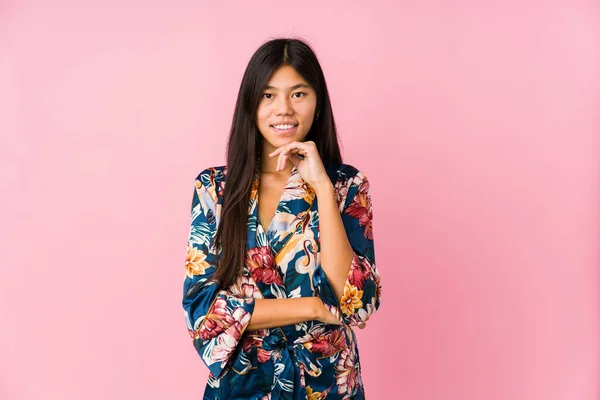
top-left (246, 164), bottom-right (316, 283)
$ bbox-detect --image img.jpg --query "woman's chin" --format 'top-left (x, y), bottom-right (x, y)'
top-left (262, 132), bottom-right (305, 148)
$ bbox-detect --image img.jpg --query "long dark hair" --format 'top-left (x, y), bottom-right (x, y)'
top-left (213, 37), bottom-right (343, 288)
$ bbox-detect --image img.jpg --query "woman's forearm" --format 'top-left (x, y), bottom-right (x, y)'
top-left (247, 297), bottom-right (319, 330)
top-left (313, 181), bottom-right (355, 302)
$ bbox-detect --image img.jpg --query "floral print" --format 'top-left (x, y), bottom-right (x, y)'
top-left (182, 163), bottom-right (381, 399)
top-left (186, 243), bottom-right (210, 278)
top-left (340, 283), bottom-right (364, 316)
top-left (246, 246), bottom-right (283, 285)
top-left (335, 346), bottom-right (360, 397)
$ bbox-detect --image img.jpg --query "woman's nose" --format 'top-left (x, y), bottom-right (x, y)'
top-left (276, 96), bottom-right (293, 114)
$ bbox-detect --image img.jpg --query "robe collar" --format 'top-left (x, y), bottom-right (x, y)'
top-left (247, 162), bottom-right (316, 255)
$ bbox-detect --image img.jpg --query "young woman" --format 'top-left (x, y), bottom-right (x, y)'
top-left (182, 38), bottom-right (382, 400)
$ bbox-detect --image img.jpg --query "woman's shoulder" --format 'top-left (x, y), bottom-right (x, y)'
top-left (192, 166), bottom-right (227, 206)
top-left (193, 165), bottom-right (227, 186)
top-left (325, 162), bottom-right (369, 184)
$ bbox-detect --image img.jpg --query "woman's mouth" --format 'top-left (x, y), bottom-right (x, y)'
top-left (270, 123), bottom-right (299, 135)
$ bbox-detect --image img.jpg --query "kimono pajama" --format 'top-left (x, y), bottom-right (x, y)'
top-left (182, 163), bottom-right (381, 399)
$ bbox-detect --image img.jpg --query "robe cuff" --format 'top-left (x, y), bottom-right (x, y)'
top-left (189, 290), bottom-right (256, 379)
top-left (312, 251), bottom-right (380, 327)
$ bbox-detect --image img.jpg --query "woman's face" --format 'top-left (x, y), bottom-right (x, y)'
top-left (256, 65), bottom-right (318, 153)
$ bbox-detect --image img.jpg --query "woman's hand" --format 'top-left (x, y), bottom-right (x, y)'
top-left (312, 297), bottom-right (342, 325)
top-left (313, 297), bottom-right (369, 329)
top-left (269, 140), bottom-right (330, 189)
top-left (313, 297), bottom-right (367, 329)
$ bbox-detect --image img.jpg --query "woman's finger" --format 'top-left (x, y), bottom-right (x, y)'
top-left (279, 149), bottom-right (297, 171)
top-left (278, 143), bottom-right (292, 170)
top-left (277, 151), bottom-right (288, 171)
top-left (288, 152), bottom-right (301, 166)
top-left (268, 148), bottom-right (280, 157)
top-left (324, 311), bottom-right (341, 325)
top-left (274, 148), bottom-right (283, 170)
top-left (271, 141), bottom-right (312, 171)
top-left (274, 142), bottom-right (292, 158)
top-left (282, 141), bottom-right (308, 158)
top-left (280, 145), bottom-right (303, 170)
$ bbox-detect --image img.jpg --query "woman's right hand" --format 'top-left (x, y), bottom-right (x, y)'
top-left (313, 297), bottom-right (343, 325)
top-left (312, 297), bottom-right (367, 329)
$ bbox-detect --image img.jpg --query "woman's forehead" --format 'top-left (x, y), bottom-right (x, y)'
top-left (264, 66), bottom-right (312, 90)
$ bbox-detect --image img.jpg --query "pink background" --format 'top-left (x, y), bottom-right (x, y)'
top-left (1, 1), bottom-right (598, 399)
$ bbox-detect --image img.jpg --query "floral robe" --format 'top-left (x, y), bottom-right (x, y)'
top-left (182, 163), bottom-right (381, 400)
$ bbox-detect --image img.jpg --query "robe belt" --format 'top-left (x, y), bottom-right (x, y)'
top-left (261, 329), bottom-right (291, 351)
top-left (261, 329), bottom-right (323, 380)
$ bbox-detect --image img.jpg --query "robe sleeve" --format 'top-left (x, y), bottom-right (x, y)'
top-left (312, 170), bottom-right (382, 327)
top-left (182, 169), bottom-right (256, 379)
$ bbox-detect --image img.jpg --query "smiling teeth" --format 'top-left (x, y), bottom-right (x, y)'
top-left (273, 124), bottom-right (296, 129)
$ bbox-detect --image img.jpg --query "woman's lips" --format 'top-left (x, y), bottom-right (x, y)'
top-left (270, 124), bottom-right (298, 135)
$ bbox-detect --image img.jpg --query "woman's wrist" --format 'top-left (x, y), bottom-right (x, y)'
top-left (312, 179), bottom-right (334, 198)
top-left (310, 296), bottom-right (324, 321)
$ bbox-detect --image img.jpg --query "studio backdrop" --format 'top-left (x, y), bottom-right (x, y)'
top-left (0, 1), bottom-right (597, 399)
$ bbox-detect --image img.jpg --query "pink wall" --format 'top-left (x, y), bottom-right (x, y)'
top-left (1, 1), bottom-right (597, 399)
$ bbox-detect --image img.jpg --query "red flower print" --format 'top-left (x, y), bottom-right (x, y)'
top-left (347, 254), bottom-right (371, 290)
top-left (197, 297), bottom-right (235, 341)
top-left (242, 333), bottom-right (272, 363)
top-left (229, 276), bottom-right (262, 302)
top-left (308, 329), bottom-right (347, 358)
top-left (344, 188), bottom-right (373, 241)
top-left (245, 246), bottom-right (283, 285)
top-left (210, 307), bottom-right (251, 363)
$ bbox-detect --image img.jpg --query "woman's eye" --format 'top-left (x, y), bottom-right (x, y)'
top-left (262, 92), bottom-right (306, 100)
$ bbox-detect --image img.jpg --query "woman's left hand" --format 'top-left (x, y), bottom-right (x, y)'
top-left (269, 140), bottom-right (330, 189)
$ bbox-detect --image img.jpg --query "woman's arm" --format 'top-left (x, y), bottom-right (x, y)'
top-left (313, 181), bottom-right (355, 302)
top-left (247, 297), bottom-right (340, 330)
top-left (312, 170), bottom-right (381, 327)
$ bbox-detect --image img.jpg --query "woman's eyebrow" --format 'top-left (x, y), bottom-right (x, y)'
top-left (263, 83), bottom-right (311, 90)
